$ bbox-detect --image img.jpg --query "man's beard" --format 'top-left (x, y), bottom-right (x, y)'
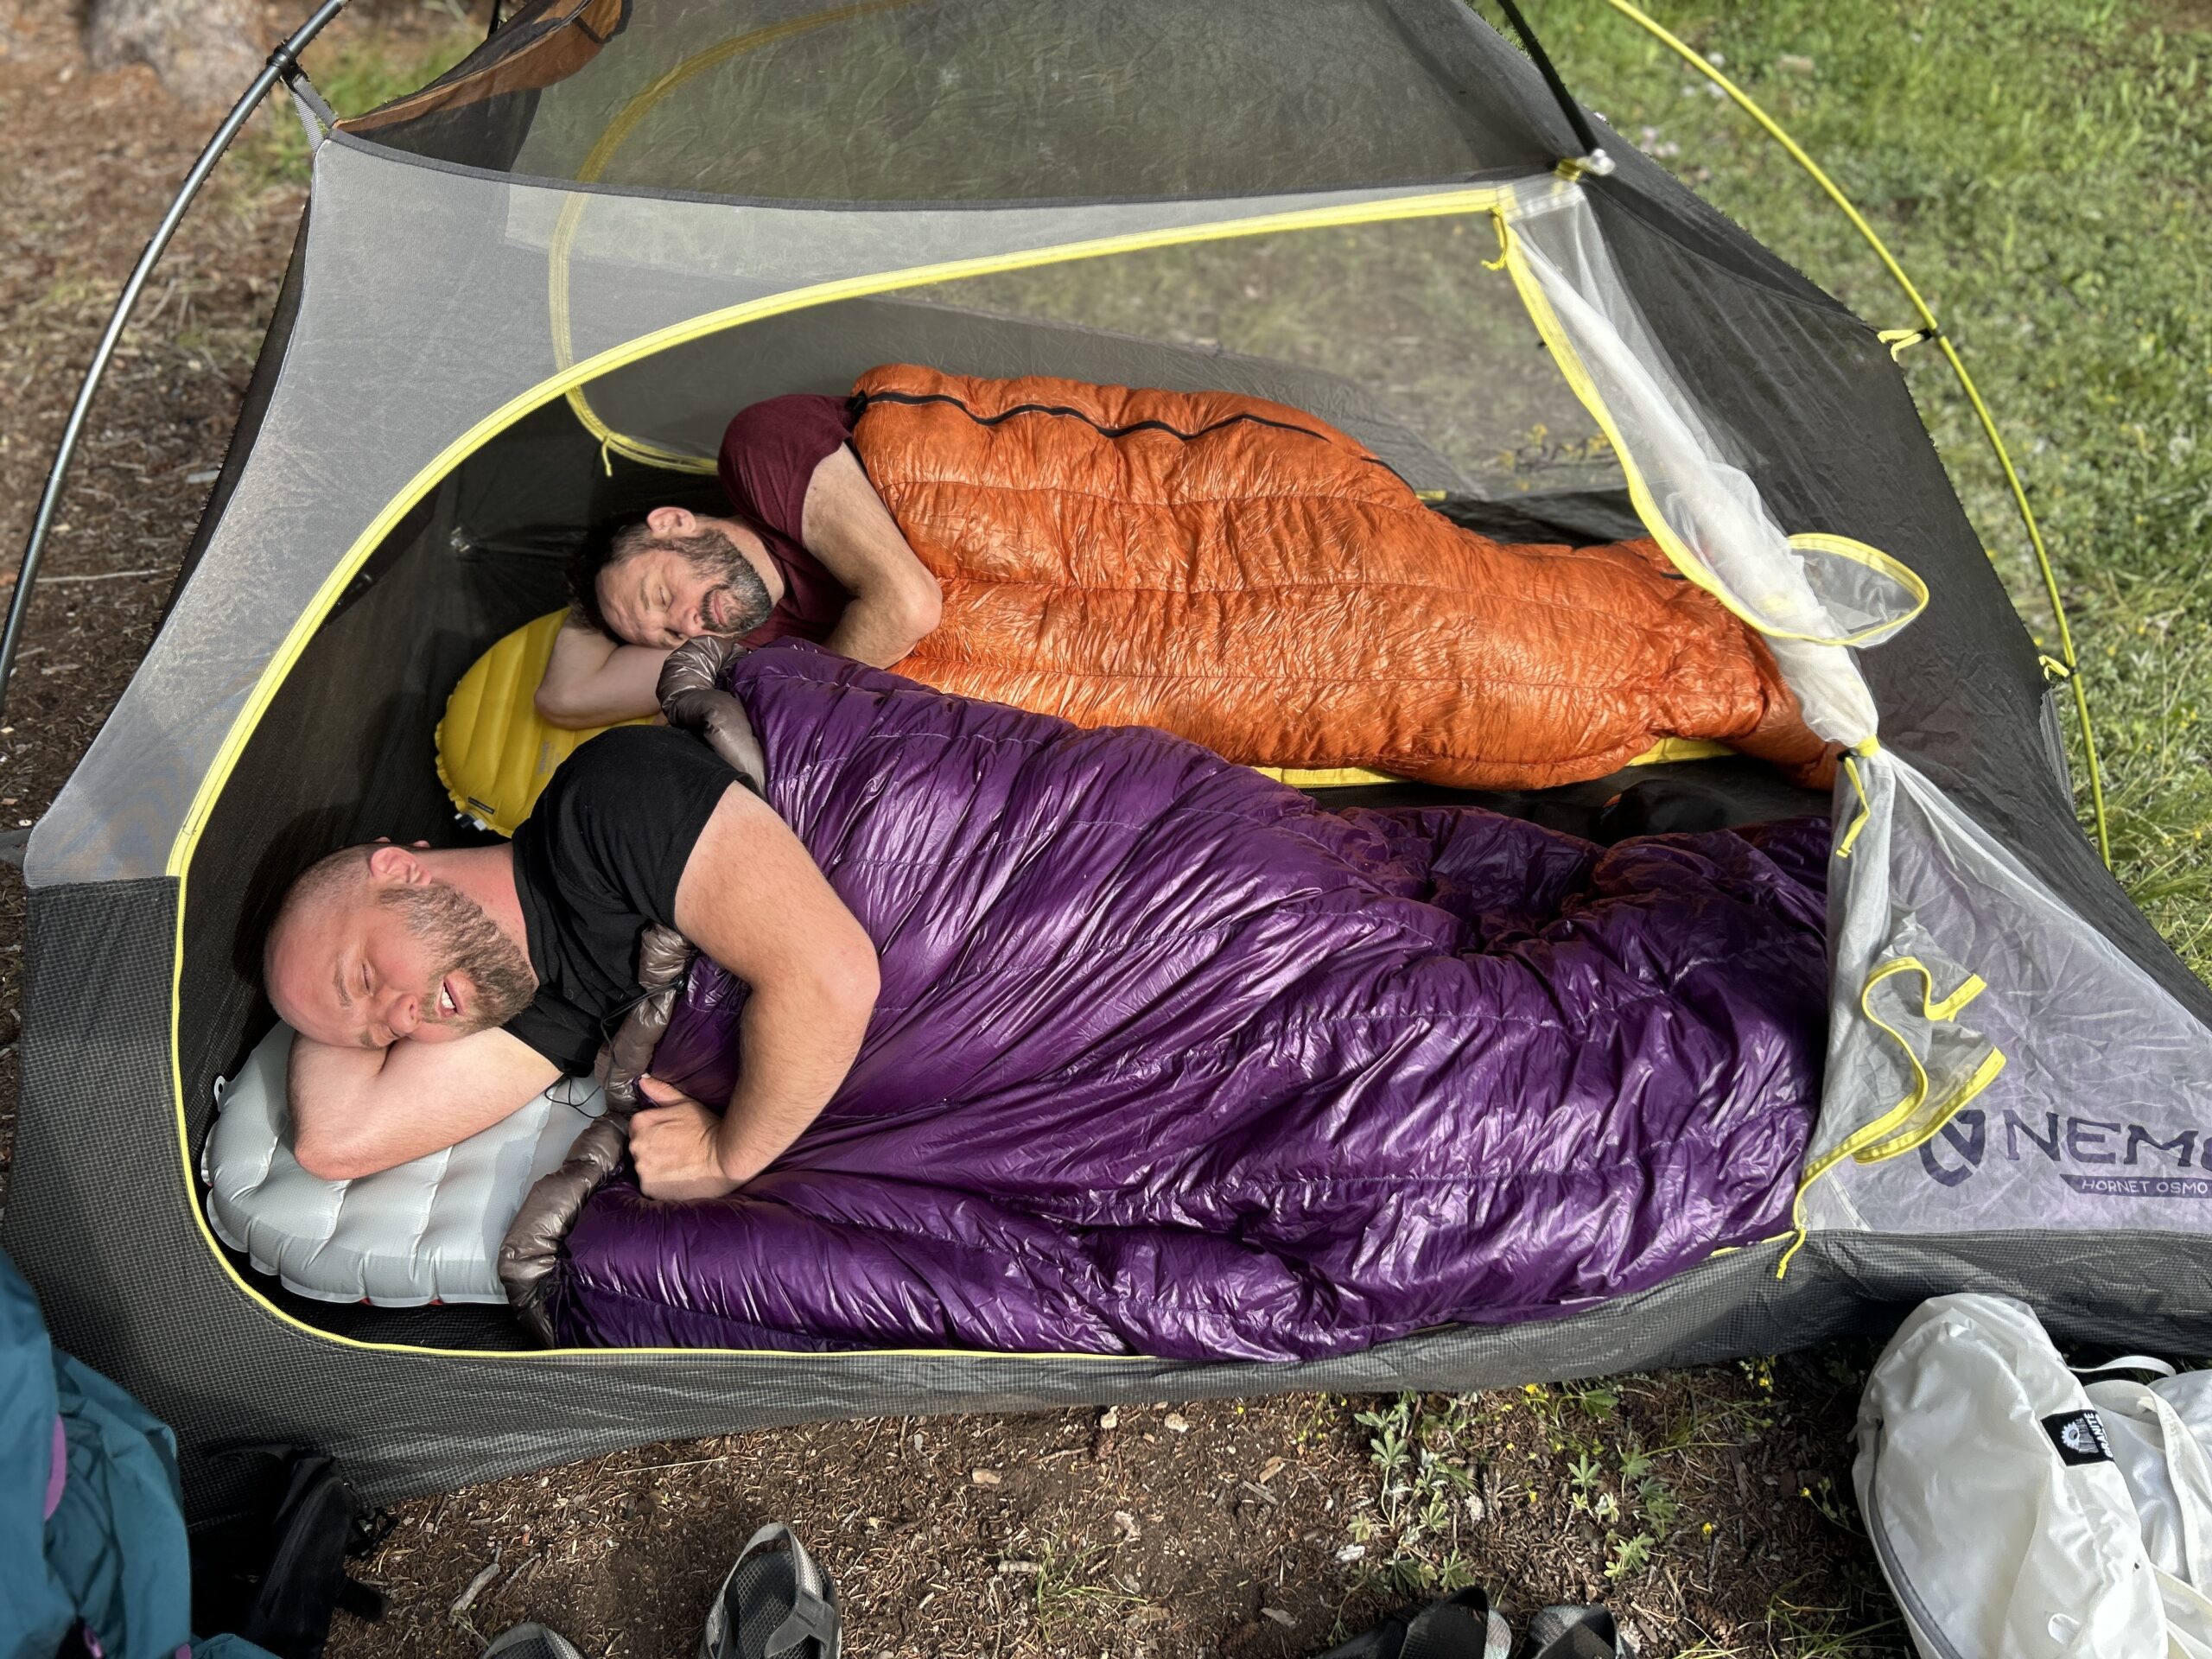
top-left (379, 881), bottom-right (537, 1033)
top-left (674, 528), bottom-right (775, 638)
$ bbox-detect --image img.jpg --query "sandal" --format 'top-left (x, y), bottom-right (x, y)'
top-left (1314, 1586), bottom-right (1513, 1659)
top-left (701, 1523), bottom-right (842, 1659)
top-left (480, 1626), bottom-right (587, 1659)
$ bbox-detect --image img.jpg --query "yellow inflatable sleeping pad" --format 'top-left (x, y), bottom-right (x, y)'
top-left (1247, 738), bottom-right (1731, 790)
top-left (435, 610), bottom-right (1738, 836)
top-left (435, 609), bottom-right (652, 836)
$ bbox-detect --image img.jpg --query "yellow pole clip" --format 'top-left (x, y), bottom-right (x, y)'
top-left (1483, 208), bottom-right (1514, 272)
top-left (1879, 325), bottom-right (1941, 361)
top-left (2038, 653), bottom-right (2075, 682)
top-left (1836, 751), bottom-right (1874, 860)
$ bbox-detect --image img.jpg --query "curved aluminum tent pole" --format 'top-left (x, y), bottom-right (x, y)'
top-left (0, 0), bottom-right (352, 715)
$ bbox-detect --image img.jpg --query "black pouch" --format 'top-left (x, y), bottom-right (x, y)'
top-left (194, 1446), bottom-right (391, 1659)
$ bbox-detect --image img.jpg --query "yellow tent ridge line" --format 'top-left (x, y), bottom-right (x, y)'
top-left (1599, 0), bottom-right (2109, 868)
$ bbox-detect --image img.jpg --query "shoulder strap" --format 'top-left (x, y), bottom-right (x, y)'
top-left (2075, 1356), bottom-right (2181, 1381)
top-left (1399, 1589), bottom-right (1513, 1659)
top-left (1519, 1605), bottom-right (1621, 1659)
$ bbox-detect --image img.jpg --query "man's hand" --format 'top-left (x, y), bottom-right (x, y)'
top-left (628, 1075), bottom-right (743, 1202)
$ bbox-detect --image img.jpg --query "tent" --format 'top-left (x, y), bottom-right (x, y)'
top-left (9, 0), bottom-right (2209, 1528)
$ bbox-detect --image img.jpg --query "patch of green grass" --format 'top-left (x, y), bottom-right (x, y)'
top-left (1356, 1388), bottom-right (1697, 1599)
top-left (1346, 1372), bottom-right (1908, 1650)
top-left (232, 5), bottom-right (485, 193)
top-left (1029, 1535), bottom-right (1140, 1641)
top-left (1354, 1394), bottom-right (1487, 1594)
top-left (1524, 0), bottom-right (2212, 970)
top-left (1763, 1569), bottom-right (1910, 1657)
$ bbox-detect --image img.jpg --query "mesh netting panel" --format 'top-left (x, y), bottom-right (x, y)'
top-left (576, 216), bottom-right (1621, 499)
top-left (354, 0), bottom-right (1561, 200)
top-left (889, 220), bottom-right (1619, 498)
top-left (29, 132), bottom-right (1497, 887)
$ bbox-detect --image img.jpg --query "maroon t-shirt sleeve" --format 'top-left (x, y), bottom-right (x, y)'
top-left (716, 394), bottom-right (857, 543)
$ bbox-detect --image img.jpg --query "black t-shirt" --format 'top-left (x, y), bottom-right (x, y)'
top-left (505, 725), bottom-right (741, 1073)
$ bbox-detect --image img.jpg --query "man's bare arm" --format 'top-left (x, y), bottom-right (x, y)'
top-left (802, 445), bottom-right (942, 667)
top-left (628, 781), bottom-right (878, 1198)
top-left (534, 619), bottom-right (671, 728)
top-left (288, 1027), bottom-right (562, 1181)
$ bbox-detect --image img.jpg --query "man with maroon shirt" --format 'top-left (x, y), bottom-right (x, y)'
top-left (535, 394), bottom-right (940, 728)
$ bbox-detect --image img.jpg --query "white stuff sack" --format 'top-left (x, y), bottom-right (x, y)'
top-left (2086, 1369), bottom-right (2212, 1656)
top-left (1852, 1292), bottom-right (2212, 1659)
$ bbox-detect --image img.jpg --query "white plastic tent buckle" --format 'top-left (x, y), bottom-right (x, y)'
top-left (1557, 148), bottom-right (1617, 181)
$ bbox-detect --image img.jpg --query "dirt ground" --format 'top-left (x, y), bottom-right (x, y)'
top-left (0, 5), bottom-right (1906, 1655)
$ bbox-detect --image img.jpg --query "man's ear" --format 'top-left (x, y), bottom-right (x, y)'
top-left (365, 842), bottom-right (429, 885)
top-left (645, 505), bottom-right (696, 537)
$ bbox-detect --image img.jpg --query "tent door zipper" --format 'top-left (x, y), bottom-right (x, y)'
top-left (1863, 1423), bottom-right (1971, 1659)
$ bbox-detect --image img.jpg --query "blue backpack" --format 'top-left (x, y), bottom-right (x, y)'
top-left (1, 1248), bottom-right (277, 1659)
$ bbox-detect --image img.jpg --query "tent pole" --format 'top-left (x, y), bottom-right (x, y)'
top-left (1598, 0), bottom-right (2112, 868)
top-left (1491, 0), bottom-right (1613, 175)
top-left (0, 0), bottom-right (352, 716)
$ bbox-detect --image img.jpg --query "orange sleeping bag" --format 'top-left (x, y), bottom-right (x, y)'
top-left (851, 365), bottom-right (1829, 791)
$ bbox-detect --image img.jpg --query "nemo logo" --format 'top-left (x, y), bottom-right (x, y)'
top-left (1920, 1107), bottom-right (2209, 1198)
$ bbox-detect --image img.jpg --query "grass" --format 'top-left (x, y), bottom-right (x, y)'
top-left (233, 2), bottom-right (485, 193)
top-left (1343, 17), bottom-right (2212, 1645)
top-left (1356, 1382), bottom-right (1736, 1599)
top-left (1525, 0), bottom-right (2212, 971)
top-left (1027, 1535), bottom-right (1141, 1644)
top-left (1345, 1367), bottom-right (1912, 1655)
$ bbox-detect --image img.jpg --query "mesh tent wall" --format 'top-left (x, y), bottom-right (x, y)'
top-left (8, 0), bottom-right (2212, 1526)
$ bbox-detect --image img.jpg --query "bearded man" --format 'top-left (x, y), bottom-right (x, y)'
top-left (532, 396), bottom-right (940, 728)
top-left (263, 640), bottom-right (1831, 1363)
top-left (262, 721), bottom-right (877, 1198)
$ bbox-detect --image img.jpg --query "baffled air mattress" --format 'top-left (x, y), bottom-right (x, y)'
top-left (205, 1024), bottom-right (603, 1306)
top-left (854, 365), bottom-right (1832, 791)
top-left (545, 643), bottom-right (1831, 1361)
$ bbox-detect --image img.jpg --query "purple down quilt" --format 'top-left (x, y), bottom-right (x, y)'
top-left (551, 642), bottom-right (1829, 1361)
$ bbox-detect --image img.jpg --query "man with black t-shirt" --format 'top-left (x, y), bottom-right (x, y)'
top-left (261, 725), bottom-right (880, 1203)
